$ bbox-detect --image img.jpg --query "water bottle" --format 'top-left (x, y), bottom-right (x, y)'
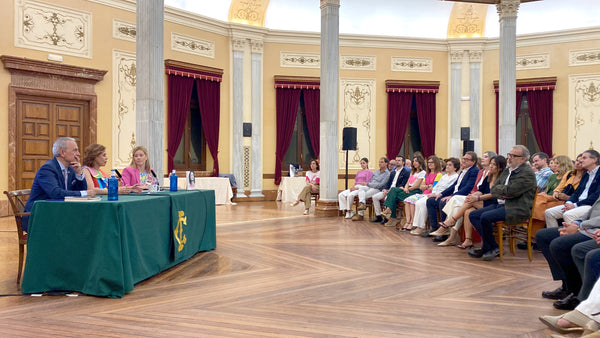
top-left (170, 169), bottom-right (178, 192)
top-left (108, 170), bottom-right (118, 201)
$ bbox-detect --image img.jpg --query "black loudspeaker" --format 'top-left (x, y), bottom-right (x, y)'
top-left (460, 127), bottom-right (470, 141)
top-left (463, 140), bottom-right (474, 154)
top-left (243, 123), bottom-right (252, 137)
top-left (342, 127), bottom-right (357, 151)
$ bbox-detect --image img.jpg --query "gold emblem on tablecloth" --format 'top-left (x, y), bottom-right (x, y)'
top-left (174, 210), bottom-right (187, 252)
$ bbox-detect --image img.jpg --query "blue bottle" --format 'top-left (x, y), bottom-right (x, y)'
top-left (108, 169), bottom-right (118, 201)
top-left (170, 169), bottom-right (178, 192)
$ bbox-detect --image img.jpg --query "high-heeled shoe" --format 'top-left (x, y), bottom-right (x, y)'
top-left (439, 216), bottom-right (456, 229)
top-left (457, 238), bottom-right (473, 249)
top-left (381, 207), bottom-right (392, 220)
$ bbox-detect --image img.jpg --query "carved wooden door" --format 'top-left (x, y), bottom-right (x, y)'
top-left (16, 95), bottom-right (89, 189)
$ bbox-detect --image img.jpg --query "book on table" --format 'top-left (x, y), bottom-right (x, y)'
top-left (64, 196), bottom-right (102, 202)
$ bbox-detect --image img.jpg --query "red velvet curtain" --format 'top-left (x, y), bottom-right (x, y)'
top-left (526, 90), bottom-right (553, 156)
top-left (275, 88), bottom-right (302, 185)
top-left (386, 92), bottom-right (413, 160)
top-left (196, 78), bottom-right (221, 176)
top-left (302, 89), bottom-right (320, 158)
top-left (415, 92), bottom-right (436, 157)
top-left (167, 75), bottom-right (194, 171)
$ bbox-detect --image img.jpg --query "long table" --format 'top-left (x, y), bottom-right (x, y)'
top-left (21, 190), bottom-right (216, 298)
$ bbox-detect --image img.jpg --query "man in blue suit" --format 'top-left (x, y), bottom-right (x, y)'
top-left (23, 137), bottom-right (93, 231)
top-left (425, 151), bottom-right (479, 238)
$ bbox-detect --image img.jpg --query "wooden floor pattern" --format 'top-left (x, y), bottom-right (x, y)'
top-left (0, 201), bottom-right (577, 337)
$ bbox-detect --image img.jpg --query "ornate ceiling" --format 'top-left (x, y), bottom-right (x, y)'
top-left (164, 0), bottom-right (600, 39)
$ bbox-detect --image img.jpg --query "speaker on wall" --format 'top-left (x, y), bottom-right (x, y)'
top-left (463, 140), bottom-right (474, 154)
top-left (243, 123), bottom-right (252, 137)
top-left (342, 127), bottom-right (357, 151)
top-left (460, 127), bottom-right (470, 141)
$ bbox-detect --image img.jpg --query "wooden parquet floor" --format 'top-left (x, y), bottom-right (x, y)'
top-left (0, 201), bottom-right (576, 337)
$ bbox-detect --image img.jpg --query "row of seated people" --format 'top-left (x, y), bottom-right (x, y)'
top-left (337, 146), bottom-right (538, 262)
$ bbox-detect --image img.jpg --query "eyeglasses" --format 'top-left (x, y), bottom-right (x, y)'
top-left (427, 161), bottom-right (434, 164)
top-left (461, 157), bottom-right (473, 161)
top-left (507, 153), bottom-right (523, 158)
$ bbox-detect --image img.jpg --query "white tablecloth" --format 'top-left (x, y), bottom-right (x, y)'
top-left (277, 176), bottom-right (307, 203)
top-left (163, 177), bottom-right (233, 205)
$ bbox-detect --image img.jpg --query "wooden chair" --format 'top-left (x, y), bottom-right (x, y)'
top-left (3, 189), bottom-right (31, 285)
top-left (495, 192), bottom-right (538, 261)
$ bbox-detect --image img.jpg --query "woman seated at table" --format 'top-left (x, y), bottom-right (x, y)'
top-left (82, 143), bottom-right (135, 195)
top-left (338, 157), bottom-right (373, 219)
top-left (381, 155), bottom-right (426, 228)
top-left (437, 155), bottom-right (506, 248)
top-left (290, 159), bottom-right (320, 215)
top-left (121, 145), bottom-right (157, 190)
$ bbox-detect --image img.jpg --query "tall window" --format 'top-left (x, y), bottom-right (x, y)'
top-left (283, 92), bottom-right (315, 170)
top-left (516, 93), bottom-right (540, 154)
top-left (398, 96), bottom-right (422, 159)
top-left (173, 83), bottom-right (206, 170)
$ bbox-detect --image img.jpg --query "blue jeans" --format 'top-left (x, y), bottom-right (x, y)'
top-left (469, 204), bottom-right (506, 252)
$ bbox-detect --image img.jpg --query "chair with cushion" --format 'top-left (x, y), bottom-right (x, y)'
top-left (3, 189), bottom-right (31, 286)
top-left (495, 192), bottom-right (538, 261)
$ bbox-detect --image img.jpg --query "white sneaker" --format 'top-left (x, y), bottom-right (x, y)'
top-left (345, 211), bottom-right (352, 219)
top-left (303, 209), bottom-right (309, 215)
top-left (348, 210), bottom-right (356, 219)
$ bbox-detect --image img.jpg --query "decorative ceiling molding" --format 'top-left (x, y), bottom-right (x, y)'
top-left (280, 52), bottom-right (320, 69)
top-left (391, 57), bottom-right (433, 73)
top-left (569, 49), bottom-right (600, 67)
top-left (516, 53), bottom-right (550, 70)
top-left (171, 32), bottom-right (215, 58)
top-left (15, 0), bottom-right (92, 58)
top-left (340, 55), bottom-right (376, 71)
top-left (113, 19), bottom-right (136, 42)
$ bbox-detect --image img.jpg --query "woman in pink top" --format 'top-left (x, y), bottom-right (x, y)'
top-left (291, 159), bottom-right (320, 215)
top-left (121, 146), bottom-right (157, 190)
top-left (338, 158), bottom-right (374, 219)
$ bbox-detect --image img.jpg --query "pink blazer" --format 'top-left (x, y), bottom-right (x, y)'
top-left (121, 166), bottom-right (156, 186)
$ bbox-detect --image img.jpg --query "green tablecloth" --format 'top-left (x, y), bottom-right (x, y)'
top-left (21, 190), bottom-right (216, 298)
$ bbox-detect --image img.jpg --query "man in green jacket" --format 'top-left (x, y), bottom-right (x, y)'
top-left (468, 145), bottom-right (537, 261)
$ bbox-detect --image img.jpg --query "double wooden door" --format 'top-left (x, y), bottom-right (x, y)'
top-left (16, 95), bottom-right (90, 189)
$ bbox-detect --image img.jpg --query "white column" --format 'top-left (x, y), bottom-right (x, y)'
top-left (497, 0), bottom-right (520, 156)
top-left (232, 38), bottom-right (247, 198)
top-left (319, 0), bottom-right (340, 203)
top-left (250, 40), bottom-right (264, 198)
top-left (469, 50), bottom-right (482, 154)
top-left (449, 50), bottom-right (463, 156)
top-left (136, 0), bottom-right (164, 179)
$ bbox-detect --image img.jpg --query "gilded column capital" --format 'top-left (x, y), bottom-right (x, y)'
top-left (450, 50), bottom-right (464, 63)
top-left (232, 37), bottom-right (248, 51)
top-left (320, 0), bottom-right (340, 9)
top-left (469, 50), bottom-right (483, 62)
top-left (496, 0), bottom-right (520, 19)
top-left (250, 39), bottom-right (264, 53)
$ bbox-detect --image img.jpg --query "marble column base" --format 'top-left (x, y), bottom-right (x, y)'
top-left (315, 200), bottom-right (339, 217)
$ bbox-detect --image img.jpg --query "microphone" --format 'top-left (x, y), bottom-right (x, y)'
top-left (151, 169), bottom-right (158, 178)
top-left (114, 169), bottom-right (122, 179)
